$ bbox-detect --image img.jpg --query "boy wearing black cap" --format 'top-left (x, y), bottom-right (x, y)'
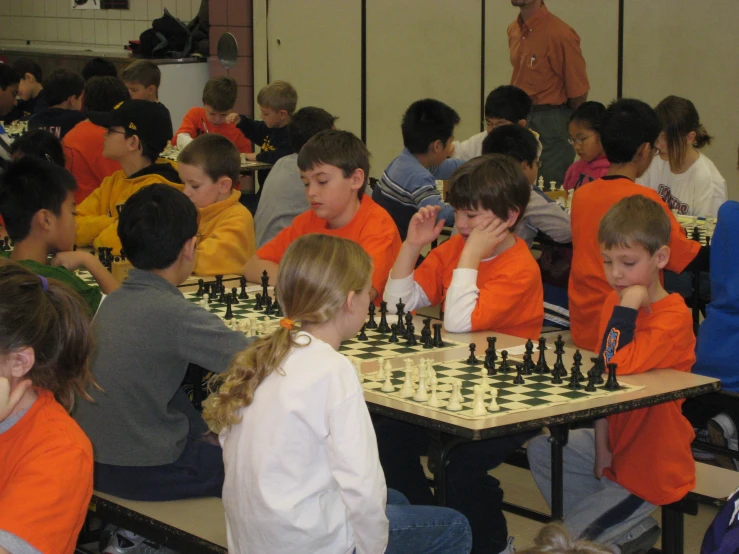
top-left (75, 99), bottom-right (181, 254)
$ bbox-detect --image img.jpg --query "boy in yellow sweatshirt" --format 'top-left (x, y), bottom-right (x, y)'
top-left (75, 100), bottom-right (182, 254)
top-left (177, 134), bottom-right (255, 276)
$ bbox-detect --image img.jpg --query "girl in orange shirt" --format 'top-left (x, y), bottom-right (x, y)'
top-left (0, 260), bottom-right (96, 554)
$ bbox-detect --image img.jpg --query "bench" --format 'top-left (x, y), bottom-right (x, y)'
top-left (660, 461), bottom-right (739, 554)
top-left (85, 492), bottom-right (227, 553)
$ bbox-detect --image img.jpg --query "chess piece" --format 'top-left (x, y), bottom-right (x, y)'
top-left (479, 367), bottom-right (490, 391)
top-left (216, 275), bottom-right (223, 291)
top-left (399, 369), bottom-right (415, 398)
top-left (585, 374), bottom-right (597, 392)
top-left (513, 364), bottom-right (525, 384)
top-left (389, 324), bottom-right (399, 343)
top-left (224, 295), bottom-right (233, 320)
top-left (264, 296), bottom-right (274, 316)
top-left (551, 365), bottom-right (563, 385)
top-left (201, 293), bottom-right (210, 310)
top-left (572, 350), bottom-right (583, 381)
top-left (383, 360), bottom-right (393, 378)
top-left (239, 276), bottom-right (248, 299)
top-left (406, 322), bottom-right (417, 346)
top-left (367, 303), bottom-right (378, 329)
top-left (381, 373), bottom-right (395, 393)
top-left (605, 363), bottom-right (620, 390)
top-left (255, 293), bottom-right (263, 310)
top-left (555, 334), bottom-right (565, 354)
top-left (377, 358), bottom-right (386, 380)
top-left (522, 353), bottom-right (534, 376)
top-left (446, 381), bottom-right (463, 411)
top-left (196, 279), bottom-right (204, 297)
top-left (432, 323), bottom-right (445, 347)
top-left (568, 369), bottom-right (581, 390)
top-left (554, 348), bottom-right (566, 377)
top-left (421, 327), bottom-right (433, 349)
top-left (396, 299), bottom-right (406, 335)
top-left (535, 337), bottom-right (550, 374)
top-left (499, 350), bottom-right (511, 372)
top-left (377, 302), bottom-right (390, 333)
top-left (230, 287), bottom-right (239, 304)
top-left (273, 299), bottom-right (283, 317)
top-left (488, 388), bottom-right (500, 412)
top-left (595, 357), bottom-right (605, 385)
top-left (484, 337), bottom-right (498, 375)
top-left (413, 370), bottom-right (429, 402)
top-left (358, 324), bottom-right (368, 341)
top-left (261, 270), bottom-right (269, 299)
top-left (218, 285), bottom-right (226, 304)
top-left (203, 282), bottom-right (211, 296)
top-left (404, 313), bottom-right (414, 339)
top-left (427, 381), bottom-right (442, 408)
top-left (466, 343), bottom-right (479, 364)
top-left (471, 385), bottom-right (487, 416)
top-left (525, 339), bottom-right (534, 357)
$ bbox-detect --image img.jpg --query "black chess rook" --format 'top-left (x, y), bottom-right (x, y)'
top-left (432, 323), bottom-right (444, 347)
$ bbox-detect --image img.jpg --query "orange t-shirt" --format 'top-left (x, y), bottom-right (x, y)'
top-left (0, 389), bottom-right (93, 554)
top-left (414, 235), bottom-right (544, 339)
top-left (174, 107), bottom-right (252, 154)
top-left (257, 195), bottom-right (402, 303)
top-left (569, 176), bottom-right (701, 351)
top-left (507, 3), bottom-right (590, 105)
top-left (62, 120), bottom-right (122, 204)
top-left (597, 292), bottom-right (696, 505)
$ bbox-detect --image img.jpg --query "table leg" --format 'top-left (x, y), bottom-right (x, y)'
top-left (549, 425), bottom-right (569, 521)
top-left (426, 430), bottom-right (467, 506)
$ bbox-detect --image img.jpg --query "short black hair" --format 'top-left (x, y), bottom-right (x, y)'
top-left (298, 130), bottom-right (370, 200)
top-left (0, 64), bottom-right (20, 90)
top-left (484, 85), bottom-right (532, 122)
top-left (401, 99), bottom-right (460, 154)
top-left (482, 124), bottom-right (538, 165)
top-left (569, 101), bottom-right (606, 133)
top-left (83, 76), bottom-right (129, 112)
top-left (44, 68), bottom-right (85, 107)
top-left (12, 57), bottom-right (42, 83)
top-left (10, 129), bottom-right (65, 167)
top-left (600, 99), bottom-right (661, 164)
top-left (118, 184), bottom-right (198, 270)
top-left (82, 57), bottom-right (118, 81)
top-left (0, 157), bottom-right (77, 242)
top-left (289, 107), bottom-right (337, 153)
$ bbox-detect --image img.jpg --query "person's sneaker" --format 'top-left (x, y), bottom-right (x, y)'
top-left (497, 536), bottom-right (515, 554)
top-left (708, 413), bottom-right (739, 470)
top-left (103, 528), bottom-right (178, 554)
top-left (616, 516), bottom-right (661, 554)
top-left (692, 428), bottom-right (716, 461)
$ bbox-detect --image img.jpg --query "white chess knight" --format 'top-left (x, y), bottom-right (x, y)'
top-left (471, 385), bottom-right (487, 416)
top-left (446, 381), bottom-right (463, 411)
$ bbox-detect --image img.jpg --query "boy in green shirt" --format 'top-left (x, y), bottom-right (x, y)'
top-left (0, 157), bottom-right (118, 314)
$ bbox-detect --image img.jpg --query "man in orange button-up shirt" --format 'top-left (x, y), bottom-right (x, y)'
top-left (508, 0), bottom-right (589, 186)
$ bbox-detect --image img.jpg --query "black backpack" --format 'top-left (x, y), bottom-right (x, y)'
top-left (131, 8), bottom-right (193, 58)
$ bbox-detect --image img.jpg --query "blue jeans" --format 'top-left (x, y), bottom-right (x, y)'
top-left (386, 489), bottom-right (472, 554)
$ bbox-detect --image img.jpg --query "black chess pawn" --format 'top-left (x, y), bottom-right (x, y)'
top-left (196, 279), bottom-right (204, 297)
top-left (522, 353), bottom-right (534, 375)
top-left (422, 317), bottom-right (432, 333)
top-left (404, 312), bottom-right (414, 340)
top-left (358, 324), bottom-right (368, 341)
top-left (389, 324), bottom-right (399, 343)
top-left (514, 363), bottom-right (525, 384)
top-left (366, 303), bottom-right (378, 329)
top-left (224, 294), bottom-right (233, 320)
top-left (535, 337), bottom-right (550, 374)
top-left (264, 295), bottom-right (274, 316)
top-left (432, 323), bottom-right (444, 347)
top-left (568, 369), bottom-right (581, 390)
top-left (231, 287), bottom-right (240, 304)
top-left (255, 292), bottom-right (263, 310)
top-left (551, 365), bottom-right (563, 385)
top-left (377, 301), bottom-right (390, 333)
top-left (605, 363), bottom-right (620, 390)
top-left (218, 285), bottom-right (227, 304)
top-left (466, 343), bottom-right (479, 365)
top-left (273, 299), bottom-right (282, 317)
top-left (585, 374), bottom-right (597, 392)
top-left (261, 270), bottom-right (270, 298)
top-left (499, 350), bottom-right (511, 373)
top-left (421, 327), bottom-right (433, 349)
top-left (406, 322), bottom-right (417, 346)
top-left (239, 276), bottom-right (249, 299)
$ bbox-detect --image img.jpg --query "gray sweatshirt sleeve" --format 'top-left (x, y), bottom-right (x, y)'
top-left (176, 301), bottom-right (254, 374)
top-left (519, 192), bottom-right (572, 245)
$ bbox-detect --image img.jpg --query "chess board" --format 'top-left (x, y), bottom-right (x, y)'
top-left (5, 120), bottom-right (28, 138)
top-left (160, 147), bottom-right (272, 171)
top-left (183, 289), bottom-right (282, 328)
top-left (362, 358), bottom-right (644, 420)
top-left (676, 215), bottom-right (716, 246)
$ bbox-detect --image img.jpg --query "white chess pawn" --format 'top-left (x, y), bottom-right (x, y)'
top-left (377, 359), bottom-right (386, 381)
top-left (471, 385), bottom-right (487, 416)
top-left (427, 381), bottom-right (442, 408)
top-left (413, 370), bottom-right (429, 402)
top-left (446, 381), bottom-right (463, 411)
top-left (537, 175), bottom-right (544, 190)
top-left (384, 360), bottom-right (393, 379)
top-left (404, 359), bottom-right (413, 375)
top-left (381, 373), bottom-right (395, 393)
top-left (480, 367), bottom-right (490, 391)
top-left (201, 293), bottom-right (209, 309)
top-left (399, 369), bottom-right (415, 398)
top-left (488, 388), bottom-right (500, 412)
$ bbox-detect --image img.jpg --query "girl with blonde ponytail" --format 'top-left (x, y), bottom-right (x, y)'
top-left (638, 95), bottom-right (727, 218)
top-left (204, 233), bottom-right (472, 554)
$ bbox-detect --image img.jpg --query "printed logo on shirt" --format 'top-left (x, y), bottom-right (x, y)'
top-left (260, 136), bottom-right (276, 153)
top-left (603, 328), bottom-right (620, 364)
top-left (657, 185), bottom-right (689, 215)
top-left (574, 172), bottom-right (595, 190)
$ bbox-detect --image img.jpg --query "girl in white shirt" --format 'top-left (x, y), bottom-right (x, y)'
top-left (204, 234), bottom-right (471, 554)
top-left (638, 95), bottom-right (727, 218)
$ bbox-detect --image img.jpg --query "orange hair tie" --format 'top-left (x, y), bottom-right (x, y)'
top-left (280, 318), bottom-right (295, 330)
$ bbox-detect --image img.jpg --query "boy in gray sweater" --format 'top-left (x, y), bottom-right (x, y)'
top-left (74, 184), bottom-right (252, 502)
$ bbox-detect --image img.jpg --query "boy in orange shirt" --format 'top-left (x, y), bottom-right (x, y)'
top-left (178, 133), bottom-right (255, 275)
top-left (173, 76), bottom-right (252, 154)
top-left (528, 195), bottom-right (696, 552)
top-left (384, 153), bottom-right (544, 338)
top-left (568, 98), bottom-right (702, 351)
top-left (244, 129), bottom-right (401, 304)
top-left (62, 76), bottom-right (129, 203)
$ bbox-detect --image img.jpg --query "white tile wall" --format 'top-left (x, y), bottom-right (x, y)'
top-left (0, 0), bottom-right (203, 48)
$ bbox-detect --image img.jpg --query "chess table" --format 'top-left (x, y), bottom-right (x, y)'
top-left (159, 147), bottom-right (272, 175)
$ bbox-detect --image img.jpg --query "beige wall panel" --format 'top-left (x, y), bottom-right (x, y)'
top-left (252, 0), bottom-right (362, 137)
top-left (624, 0), bottom-right (739, 199)
top-left (484, 1), bottom-right (619, 109)
top-left (366, 0), bottom-right (482, 177)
